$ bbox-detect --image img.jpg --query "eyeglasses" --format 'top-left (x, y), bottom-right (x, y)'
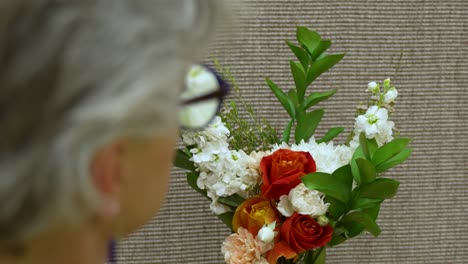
top-left (179, 65), bottom-right (229, 129)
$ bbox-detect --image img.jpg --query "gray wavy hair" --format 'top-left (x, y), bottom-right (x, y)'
top-left (0, 0), bottom-right (224, 246)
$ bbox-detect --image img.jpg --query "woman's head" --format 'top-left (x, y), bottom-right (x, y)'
top-left (0, 0), bottom-right (223, 249)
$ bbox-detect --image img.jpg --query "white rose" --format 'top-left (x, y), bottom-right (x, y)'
top-left (288, 183), bottom-right (329, 217)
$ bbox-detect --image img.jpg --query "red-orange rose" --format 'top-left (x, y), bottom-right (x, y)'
top-left (260, 149), bottom-right (316, 199)
top-left (232, 196), bottom-right (280, 235)
top-left (280, 213), bottom-right (333, 253)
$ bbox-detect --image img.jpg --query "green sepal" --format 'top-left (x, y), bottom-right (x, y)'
top-left (294, 109), bottom-right (324, 144)
top-left (317, 127), bottom-right (344, 144)
top-left (266, 78), bottom-right (296, 118)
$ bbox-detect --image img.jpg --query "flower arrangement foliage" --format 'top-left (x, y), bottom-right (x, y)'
top-left (174, 26), bottom-right (411, 264)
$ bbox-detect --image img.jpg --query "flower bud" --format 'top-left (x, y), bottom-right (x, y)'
top-left (257, 222), bottom-right (277, 243)
top-left (367, 81), bottom-right (379, 93)
top-left (384, 87), bottom-right (398, 104)
top-left (317, 215), bottom-right (329, 226)
top-left (383, 78), bottom-right (391, 90)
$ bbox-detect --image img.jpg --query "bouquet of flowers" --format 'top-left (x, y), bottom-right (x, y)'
top-left (174, 26), bottom-right (411, 264)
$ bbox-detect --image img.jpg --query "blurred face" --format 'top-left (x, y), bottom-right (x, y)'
top-left (118, 128), bottom-right (179, 234)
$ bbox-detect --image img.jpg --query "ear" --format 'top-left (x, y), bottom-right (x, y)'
top-left (90, 140), bottom-right (124, 218)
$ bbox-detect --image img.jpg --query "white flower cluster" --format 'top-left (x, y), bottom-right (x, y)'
top-left (273, 138), bottom-right (354, 174)
top-left (182, 117), bottom-right (264, 215)
top-left (353, 78), bottom-right (398, 147)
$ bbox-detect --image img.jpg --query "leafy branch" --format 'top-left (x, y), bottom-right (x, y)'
top-left (266, 27), bottom-right (345, 144)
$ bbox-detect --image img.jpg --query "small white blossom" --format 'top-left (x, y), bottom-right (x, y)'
top-left (384, 87), bottom-right (398, 104)
top-left (353, 105), bottom-right (394, 146)
top-left (288, 183), bottom-right (329, 217)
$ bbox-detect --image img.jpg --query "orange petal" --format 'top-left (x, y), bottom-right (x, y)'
top-left (266, 241), bottom-right (298, 264)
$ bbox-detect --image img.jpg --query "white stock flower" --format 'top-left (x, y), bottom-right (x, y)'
top-left (288, 183), bottom-right (329, 217)
top-left (384, 87), bottom-right (398, 104)
top-left (354, 106), bottom-right (394, 146)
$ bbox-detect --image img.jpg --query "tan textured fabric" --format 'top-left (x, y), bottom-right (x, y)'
top-left (118, 0), bottom-right (468, 263)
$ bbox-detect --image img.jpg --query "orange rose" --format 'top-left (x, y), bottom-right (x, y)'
top-left (232, 196), bottom-right (279, 235)
top-left (260, 149), bottom-right (316, 199)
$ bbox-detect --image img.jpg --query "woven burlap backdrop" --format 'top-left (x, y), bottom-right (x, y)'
top-left (118, 1), bottom-right (468, 263)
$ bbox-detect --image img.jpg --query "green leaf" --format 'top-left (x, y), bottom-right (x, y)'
top-left (360, 178), bottom-right (400, 199)
top-left (187, 172), bottom-right (206, 196)
top-left (282, 118), bottom-right (294, 143)
top-left (286, 40), bottom-right (310, 70)
top-left (302, 172), bottom-right (351, 203)
top-left (350, 146), bottom-right (366, 185)
top-left (173, 149), bottom-right (195, 171)
top-left (266, 78), bottom-right (296, 118)
top-left (217, 212), bottom-right (234, 231)
top-left (290, 61), bottom-right (307, 102)
top-left (351, 197), bottom-right (382, 211)
top-left (375, 148), bottom-right (412, 172)
top-left (303, 89), bottom-right (337, 110)
top-left (288, 89), bottom-right (299, 108)
top-left (294, 109), bottom-right (324, 144)
top-left (317, 127), bottom-right (344, 144)
top-left (328, 234), bottom-right (347, 247)
top-left (341, 204), bottom-right (381, 238)
top-left (372, 138), bottom-right (412, 166)
top-left (306, 54), bottom-right (345, 85)
top-left (356, 158), bottom-right (376, 184)
top-left (333, 165), bottom-right (353, 191)
top-left (359, 133), bottom-right (372, 160)
top-left (325, 196), bottom-right (347, 221)
top-left (313, 247), bottom-right (326, 264)
top-left (311, 40), bottom-right (332, 61)
top-left (218, 194), bottom-right (245, 207)
top-left (367, 138), bottom-right (379, 159)
top-left (296, 26), bottom-right (321, 55)
top-left (342, 211), bottom-right (381, 237)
